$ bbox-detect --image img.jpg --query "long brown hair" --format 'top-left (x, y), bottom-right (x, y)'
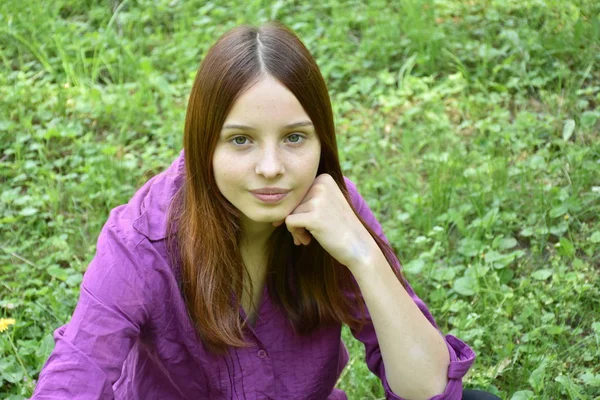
top-left (166, 22), bottom-right (406, 354)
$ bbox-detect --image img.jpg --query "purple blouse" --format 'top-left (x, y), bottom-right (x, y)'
top-left (31, 150), bottom-right (475, 399)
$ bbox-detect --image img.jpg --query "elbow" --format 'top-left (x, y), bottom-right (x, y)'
top-left (391, 381), bottom-right (447, 400)
top-left (420, 357), bottom-right (450, 399)
top-left (424, 375), bottom-right (449, 399)
top-left (389, 369), bottom-right (448, 400)
top-left (389, 337), bottom-right (451, 399)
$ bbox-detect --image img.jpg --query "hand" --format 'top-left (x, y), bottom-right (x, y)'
top-left (272, 174), bottom-right (378, 269)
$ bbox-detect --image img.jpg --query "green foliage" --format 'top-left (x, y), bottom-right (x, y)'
top-left (1, 0), bottom-right (599, 398)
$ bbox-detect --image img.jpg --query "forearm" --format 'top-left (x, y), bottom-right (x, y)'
top-left (349, 247), bottom-right (450, 400)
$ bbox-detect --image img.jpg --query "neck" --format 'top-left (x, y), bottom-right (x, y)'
top-left (239, 218), bottom-right (276, 254)
top-left (239, 234), bottom-right (270, 281)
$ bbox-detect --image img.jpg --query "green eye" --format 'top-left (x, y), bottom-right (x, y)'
top-left (232, 136), bottom-right (248, 145)
top-left (287, 134), bottom-right (304, 143)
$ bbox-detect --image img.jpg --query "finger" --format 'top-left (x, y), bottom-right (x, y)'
top-left (290, 227), bottom-right (312, 246)
top-left (292, 232), bottom-right (309, 246)
top-left (301, 234), bottom-right (312, 246)
top-left (288, 200), bottom-right (313, 216)
top-left (273, 200), bottom-right (312, 228)
top-left (298, 229), bottom-right (312, 245)
top-left (285, 213), bottom-right (314, 245)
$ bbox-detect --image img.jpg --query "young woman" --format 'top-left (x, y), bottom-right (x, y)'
top-left (32, 22), bottom-right (499, 400)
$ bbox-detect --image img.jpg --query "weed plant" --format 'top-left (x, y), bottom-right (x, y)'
top-left (1, 0), bottom-right (599, 398)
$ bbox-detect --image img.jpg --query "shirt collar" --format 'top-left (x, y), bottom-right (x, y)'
top-left (132, 149), bottom-right (185, 241)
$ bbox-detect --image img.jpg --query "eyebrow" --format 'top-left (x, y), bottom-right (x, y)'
top-left (222, 121), bottom-right (314, 131)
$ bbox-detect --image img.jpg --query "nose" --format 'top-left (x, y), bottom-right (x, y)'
top-left (255, 144), bottom-right (285, 178)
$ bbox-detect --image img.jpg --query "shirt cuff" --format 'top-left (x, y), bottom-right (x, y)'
top-left (382, 334), bottom-right (476, 400)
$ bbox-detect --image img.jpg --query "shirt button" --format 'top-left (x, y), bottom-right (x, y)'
top-left (257, 349), bottom-right (268, 359)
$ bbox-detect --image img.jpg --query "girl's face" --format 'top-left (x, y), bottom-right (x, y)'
top-left (212, 75), bottom-right (322, 235)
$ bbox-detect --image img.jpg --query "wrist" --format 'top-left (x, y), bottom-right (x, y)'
top-left (346, 238), bottom-right (385, 274)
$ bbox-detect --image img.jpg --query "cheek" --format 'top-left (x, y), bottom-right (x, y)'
top-left (213, 156), bottom-right (249, 194)
top-left (212, 153), bottom-right (232, 190)
top-left (213, 150), bottom-right (234, 173)
top-left (308, 147), bottom-right (322, 174)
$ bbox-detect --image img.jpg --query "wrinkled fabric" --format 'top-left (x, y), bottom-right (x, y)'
top-left (32, 150), bottom-right (475, 400)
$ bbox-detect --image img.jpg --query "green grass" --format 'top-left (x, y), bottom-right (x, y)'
top-left (1, 0), bottom-right (599, 398)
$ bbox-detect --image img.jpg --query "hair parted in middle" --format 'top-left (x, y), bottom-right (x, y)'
top-left (166, 21), bottom-right (406, 355)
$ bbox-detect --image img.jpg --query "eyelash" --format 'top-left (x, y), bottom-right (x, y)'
top-left (228, 133), bottom-right (306, 147)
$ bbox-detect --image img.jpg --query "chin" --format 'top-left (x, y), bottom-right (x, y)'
top-left (254, 213), bottom-right (287, 224)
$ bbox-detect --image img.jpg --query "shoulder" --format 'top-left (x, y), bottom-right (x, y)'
top-left (342, 175), bottom-right (387, 240)
top-left (93, 150), bottom-right (185, 272)
top-left (108, 149), bottom-right (185, 245)
top-left (342, 176), bottom-right (366, 214)
top-left (344, 176), bottom-right (371, 217)
top-left (86, 150), bottom-right (186, 299)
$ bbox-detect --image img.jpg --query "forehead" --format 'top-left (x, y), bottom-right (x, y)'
top-left (223, 76), bottom-right (311, 128)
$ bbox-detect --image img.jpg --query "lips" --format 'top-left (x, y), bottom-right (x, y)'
top-left (249, 188), bottom-right (291, 195)
top-left (250, 188), bottom-right (290, 203)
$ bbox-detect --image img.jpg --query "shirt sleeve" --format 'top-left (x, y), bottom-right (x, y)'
top-left (31, 211), bottom-right (152, 399)
top-left (344, 178), bottom-right (476, 400)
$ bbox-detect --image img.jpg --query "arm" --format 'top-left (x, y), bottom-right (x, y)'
top-left (351, 250), bottom-right (449, 399)
top-left (346, 178), bottom-right (475, 400)
top-left (31, 214), bottom-right (152, 399)
top-left (278, 174), bottom-right (476, 400)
